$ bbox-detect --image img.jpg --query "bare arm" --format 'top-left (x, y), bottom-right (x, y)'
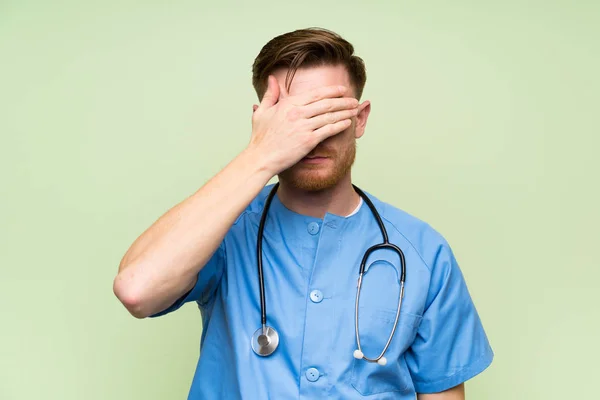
top-left (113, 148), bottom-right (273, 318)
top-left (113, 76), bottom-right (358, 318)
top-left (417, 383), bottom-right (465, 400)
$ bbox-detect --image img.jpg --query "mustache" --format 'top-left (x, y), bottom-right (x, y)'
top-left (307, 145), bottom-right (335, 158)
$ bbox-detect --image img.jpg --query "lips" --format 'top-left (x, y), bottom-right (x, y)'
top-left (302, 156), bottom-right (329, 162)
top-left (301, 156), bottom-right (330, 165)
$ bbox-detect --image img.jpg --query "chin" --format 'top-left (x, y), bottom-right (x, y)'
top-left (280, 169), bottom-right (344, 192)
top-left (291, 180), bottom-right (336, 192)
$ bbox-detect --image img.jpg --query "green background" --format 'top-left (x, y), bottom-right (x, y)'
top-left (1, 0), bottom-right (598, 398)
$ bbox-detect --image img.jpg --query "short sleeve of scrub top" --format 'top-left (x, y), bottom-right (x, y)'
top-left (144, 184), bottom-right (494, 398)
top-left (405, 240), bottom-right (494, 393)
top-left (150, 240), bottom-right (227, 317)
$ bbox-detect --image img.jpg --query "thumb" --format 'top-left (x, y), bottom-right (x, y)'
top-left (259, 75), bottom-right (280, 108)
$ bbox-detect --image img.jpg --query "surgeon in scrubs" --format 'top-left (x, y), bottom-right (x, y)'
top-left (113, 27), bottom-right (494, 399)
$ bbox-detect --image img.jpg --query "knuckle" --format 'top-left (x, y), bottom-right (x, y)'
top-left (298, 120), bottom-right (311, 132)
top-left (326, 112), bottom-right (335, 124)
top-left (286, 107), bottom-right (301, 121)
top-left (303, 133), bottom-right (317, 147)
top-left (326, 100), bottom-right (335, 112)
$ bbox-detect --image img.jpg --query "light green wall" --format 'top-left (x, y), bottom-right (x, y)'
top-left (1, 1), bottom-right (598, 398)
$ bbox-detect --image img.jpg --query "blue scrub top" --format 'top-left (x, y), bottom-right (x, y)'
top-left (151, 183), bottom-right (494, 399)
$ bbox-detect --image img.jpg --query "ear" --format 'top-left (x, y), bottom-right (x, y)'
top-left (354, 100), bottom-right (371, 139)
top-left (253, 104), bottom-right (258, 113)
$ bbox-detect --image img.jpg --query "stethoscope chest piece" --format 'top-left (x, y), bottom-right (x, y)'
top-left (251, 183), bottom-right (406, 365)
top-left (252, 325), bottom-right (279, 356)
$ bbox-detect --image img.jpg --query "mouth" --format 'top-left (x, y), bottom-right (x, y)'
top-left (301, 155), bottom-right (330, 164)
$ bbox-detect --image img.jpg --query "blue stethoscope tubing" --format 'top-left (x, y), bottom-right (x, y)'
top-left (252, 182), bottom-right (407, 366)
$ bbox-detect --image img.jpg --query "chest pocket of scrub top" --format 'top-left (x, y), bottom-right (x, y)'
top-left (349, 256), bottom-right (422, 396)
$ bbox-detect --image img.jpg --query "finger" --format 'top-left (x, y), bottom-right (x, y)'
top-left (307, 108), bottom-right (359, 130)
top-left (259, 75), bottom-right (280, 108)
top-left (302, 97), bottom-right (358, 119)
top-left (294, 85), bottom-right (349, 106)
top-left (312, 119), bottom-right (352, 141)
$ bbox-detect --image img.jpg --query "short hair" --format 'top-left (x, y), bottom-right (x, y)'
top-left (252, 27), bottom-right (367, 101)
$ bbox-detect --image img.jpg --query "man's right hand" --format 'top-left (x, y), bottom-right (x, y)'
top-left (114, 75), bottom-right (359, 319)
top-left (248, 75), bottom-right (359, 176)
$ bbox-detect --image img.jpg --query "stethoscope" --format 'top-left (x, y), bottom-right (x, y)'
top-left (251, 182), bottom-right (407, 366)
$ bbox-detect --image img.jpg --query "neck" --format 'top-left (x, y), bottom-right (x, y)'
top-left (276, 175), bottom-right (361, 219)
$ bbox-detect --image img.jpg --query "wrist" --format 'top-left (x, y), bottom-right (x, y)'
top-left (238, 145), bottom-right (276, 185)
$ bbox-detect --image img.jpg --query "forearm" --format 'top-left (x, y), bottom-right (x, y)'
top-left (113, 147), bottom-right (273, 318)
top-left (417, 383), bottom-right (465, 400)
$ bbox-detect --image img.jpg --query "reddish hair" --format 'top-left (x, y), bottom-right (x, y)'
top-left (252, 27), bottom-right (367, 100)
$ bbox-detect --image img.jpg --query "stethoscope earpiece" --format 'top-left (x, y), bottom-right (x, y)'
top-left (354, 349), bottom-right (387, 365)
top-left (251, 183), bottom-right (406, 366)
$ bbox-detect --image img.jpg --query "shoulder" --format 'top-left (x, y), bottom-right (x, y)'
top-left (360, 187), bottom-right (451, 273)
top-left (230, 183), bottom-right (276, 226)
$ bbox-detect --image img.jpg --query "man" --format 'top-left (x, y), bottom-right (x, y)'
top-left (114, 27), bottom-right (494, 399)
